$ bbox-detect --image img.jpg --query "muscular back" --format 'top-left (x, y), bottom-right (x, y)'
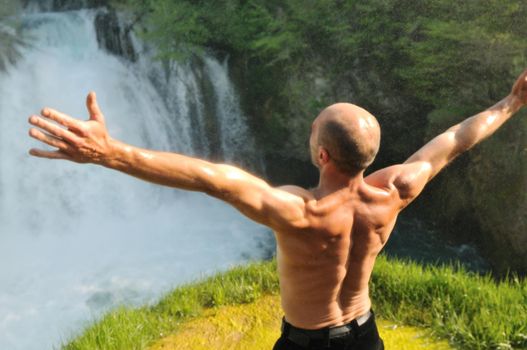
top-left (275, 179), bottom-right (400, 329)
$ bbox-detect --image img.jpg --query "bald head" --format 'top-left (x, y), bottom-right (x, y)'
top-left (311, 103), bottom-right (380, 175)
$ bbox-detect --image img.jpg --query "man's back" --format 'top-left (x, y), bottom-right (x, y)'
top-left (276, 175), bottom-right (399, 329)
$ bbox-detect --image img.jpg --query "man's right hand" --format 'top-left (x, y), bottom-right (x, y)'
top-left (29, 92), bottom-right (113, 165)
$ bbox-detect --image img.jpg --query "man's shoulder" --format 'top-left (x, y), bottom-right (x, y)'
top-left (364, 162), bottom-right (433, 206)
top-left (364, 165), bottom-right (404, 191)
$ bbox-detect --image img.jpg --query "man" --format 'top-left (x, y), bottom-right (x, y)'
top-left (28, 70), bottom-right (527, 350)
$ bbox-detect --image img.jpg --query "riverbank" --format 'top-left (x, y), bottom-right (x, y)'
top-left (63, 256), bottom-right (526, 349)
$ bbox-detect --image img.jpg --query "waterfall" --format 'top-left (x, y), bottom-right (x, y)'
top-left (0, 5), bottom-right (270, 350)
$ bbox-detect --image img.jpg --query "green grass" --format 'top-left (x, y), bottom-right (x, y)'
top-left (371, 258), bottom-right (527, 349)
top-left (62, 256), bottom-right (527, 350)
top-left (148, 294), bottom-right (453, 350)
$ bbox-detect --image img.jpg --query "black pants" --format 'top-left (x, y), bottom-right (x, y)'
top-left (273, 313), bottom-right (384, 350)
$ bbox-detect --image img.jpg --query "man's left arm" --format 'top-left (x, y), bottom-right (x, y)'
top-left (366, 69), bottom-right (526, 209)
top-left (29, 92), bottom-right (310, 231)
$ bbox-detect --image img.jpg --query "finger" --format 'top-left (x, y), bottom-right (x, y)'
top-left (29, 148), bottom-right (72, 160)
top-left (28, 115), bottom-right (81, 144)
top-left (29, 128), bottom-right (72, 151)
top-left (86, 91), bottom-right (105, 123)
top-left (41, 107), bottom-right (83, 131)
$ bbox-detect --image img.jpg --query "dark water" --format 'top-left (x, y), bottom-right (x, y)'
top-left (383, 215), bottom-right (491, 272)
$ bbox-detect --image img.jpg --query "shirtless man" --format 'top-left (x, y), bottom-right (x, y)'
top-left (28, 70), bottom-right (527, 349)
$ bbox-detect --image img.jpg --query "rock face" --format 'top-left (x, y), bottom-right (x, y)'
top-left (51, 0), bottom-right (107, 10)
top-left (22, 0), bottom-right (108, 11)
top-left (466, 117), bottom-right (527, 274)
top-left (94, 9), bottom-right (136, 62)
top-left (433, 115), bottom-right (527, 274)
top-left (24, 0), bottom-right (138, 62)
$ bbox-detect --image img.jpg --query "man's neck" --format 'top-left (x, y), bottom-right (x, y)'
top-left (315, 166), bottom-right (364, 198)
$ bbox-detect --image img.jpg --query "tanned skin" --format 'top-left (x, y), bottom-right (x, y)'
top-left (29, 70), bottom-right (527, 329)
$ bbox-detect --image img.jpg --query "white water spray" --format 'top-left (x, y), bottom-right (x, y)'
top-left (0, 7), bottom-right (270, 350)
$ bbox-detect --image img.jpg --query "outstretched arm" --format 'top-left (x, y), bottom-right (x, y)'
top-left (28, 93), bottom-right (309, 230)
top-left (367, 69), bottom-right (527, 207)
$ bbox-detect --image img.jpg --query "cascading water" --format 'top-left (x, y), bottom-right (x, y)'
top-left (0, 5), bottom-right (271, 350)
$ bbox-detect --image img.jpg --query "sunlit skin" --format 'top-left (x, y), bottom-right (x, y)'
top-left (28, 70), bottom-right (527, 329)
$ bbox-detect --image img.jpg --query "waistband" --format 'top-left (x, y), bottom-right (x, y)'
top-left (281, 310), bottom-right (374, 347)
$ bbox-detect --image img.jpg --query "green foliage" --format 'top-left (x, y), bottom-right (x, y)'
top-left (0, 0), bottom-right (21, 18)
top-left (372, 257), bottom-right (527, 349)
top-left (63, 256), bottom-right (527, 350)
top-left (0, 0), bottom-right (23, 71)
top-left (116, 0), bottom-right (526, 163)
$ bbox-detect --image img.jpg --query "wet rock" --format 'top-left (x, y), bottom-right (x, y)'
top-left (432, 116), bottom-right (527, 275)
top-left (23, 0), bottom-right (109, 11)
top-left (94, 9), bottom-right (136, 62)
top-left (57, 0), bottom-right (107, 10)
top-left (465, 118), bottom-right (527, 275)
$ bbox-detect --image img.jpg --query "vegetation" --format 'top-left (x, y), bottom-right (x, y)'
top-left (372, 257), bottom-right (527, 349)
top-left (111, 0), bottom-right (527, 163)
top-left (63, 256), bottom-right (527, 350)
top-left (148, 294), bottom-right (452, 350)
top-left (0, 0), bottom-right (23, 71)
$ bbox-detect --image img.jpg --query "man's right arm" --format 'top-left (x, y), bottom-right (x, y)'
top-left (28, 93), bottom-right (310, 231)
top-left (367, 69), bottom-right (527, 208)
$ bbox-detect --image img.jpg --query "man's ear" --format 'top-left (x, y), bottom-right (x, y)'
top-left (318, 147), bottom-right (330, 165)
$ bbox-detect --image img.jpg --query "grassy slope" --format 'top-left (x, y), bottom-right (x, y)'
top-left (148, 294), bottom-right (452, 350)
top-left (63, 256), bottom-right (527, 350)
